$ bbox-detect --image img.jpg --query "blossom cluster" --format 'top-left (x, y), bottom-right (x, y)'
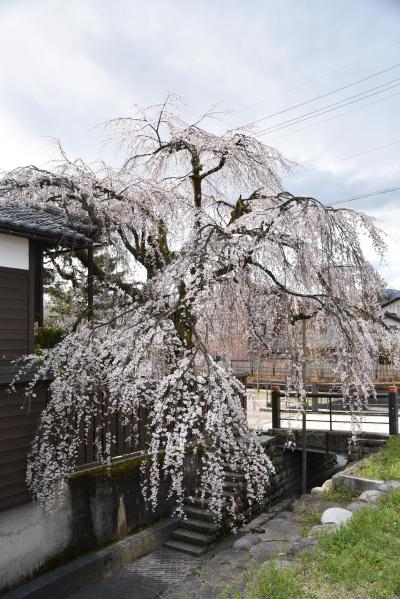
top-left (2, 97), bottom-right (398, 516)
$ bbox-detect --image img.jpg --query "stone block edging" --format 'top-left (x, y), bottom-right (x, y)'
top-left (333, 473), bottom-right (384, 493)
top-left (332, 459), bottom-right (384, 493)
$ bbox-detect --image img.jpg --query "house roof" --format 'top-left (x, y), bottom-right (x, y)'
top-left (384, 311), bottom-right (400, 323)
top-left (382, 295), bottom-right (400, 308)
top-left (0, 203), bottom-right (96, 247)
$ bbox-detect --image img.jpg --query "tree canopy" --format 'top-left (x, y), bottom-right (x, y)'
top-left (2, 96), bottom-right (397, 517)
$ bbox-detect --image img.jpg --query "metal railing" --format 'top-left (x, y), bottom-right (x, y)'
top-left (270, 385), bottom-right (399, 435)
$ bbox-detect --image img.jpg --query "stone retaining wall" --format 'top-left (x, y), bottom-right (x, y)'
top-left (262, 436), bottom-right (338, 509)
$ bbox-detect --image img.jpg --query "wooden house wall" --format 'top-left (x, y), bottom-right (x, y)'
top-left (0, 251), bottom-right (36, 510)
top-left (0, 381), bottom-right (48, 510)
top-left (0, 266), bottom-right (31, 360)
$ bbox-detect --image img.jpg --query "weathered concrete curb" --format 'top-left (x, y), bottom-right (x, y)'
top-left (332, 460), bottom-right (383, 493)
top-left (333, 473), bottom-right (384, 492)
top-left (2, 517), bottom-right (179, 599)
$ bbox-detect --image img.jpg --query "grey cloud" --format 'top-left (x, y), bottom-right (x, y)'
top-left (0, 0), bottom-right (398, 280)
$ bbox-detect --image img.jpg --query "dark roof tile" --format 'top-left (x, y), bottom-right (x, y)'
top-left (0, 203), bottom-right (96, 247)
top-left (384, 311), bottom-right (400, 323)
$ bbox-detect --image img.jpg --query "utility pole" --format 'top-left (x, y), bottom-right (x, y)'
top-left (301, 319), bottom-right (307, 495)
top-left (87, 242), bottom-right (94, 323)
top-left (256, 356), bottom-right (260, 393)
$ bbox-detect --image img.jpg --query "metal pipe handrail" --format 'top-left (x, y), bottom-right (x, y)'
top-left (277, 391), bottom-right (390, 399)
top-left (270, 384), bottom-right (399, 434)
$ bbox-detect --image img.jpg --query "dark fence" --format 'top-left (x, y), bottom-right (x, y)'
top-left (0, 379), bottom-right (151, 510)
top-left (0, 267), bottom-right (31, 361)
top-left (75, 377), bottom-right (247, 467)
top-left (0, 372), bottom-right (248, 511)
top-left (74, 403), bottom-right (150, 468)
top-left (232, 358), bottom-right (400, 383)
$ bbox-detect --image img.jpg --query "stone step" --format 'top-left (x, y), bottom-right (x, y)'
top-left (164, 539), bottom-right (209, 556)
top-left (180, 517), bottom-right (219, 534)
top-left (223, 480), bottom-right (243, 491)
top-left (183, 505), bottom-right (217, 522)
top-left (222, 489), bottom-right (242, 504)
top-left (186, 485), bottom-right (243, 507)
top-left (223, 470), bottom-right (245, 482)
top-left (193, 486), bottom-right (243, 498)
top-left (171, 527), bottom-right (216, 546)
top-left (221, 463), bottom-right (244, 474)
top-left (186, 496), bottom-right (207, 508)
top-left (187, 491), bottom-right (243, 508)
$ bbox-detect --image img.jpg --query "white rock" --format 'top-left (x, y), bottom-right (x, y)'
top-left (378, 481), bottom-right (400, 492)
top-left (321, 507), bottom-right (353, 526)
top-left (347, 501), bottom-right (373, 513)
top-left (358, 489), bottom-right (383, 504)
top-left (311, 486), bottom-right (324, 496)
top-left (322, 479), bottom-right (333, 492)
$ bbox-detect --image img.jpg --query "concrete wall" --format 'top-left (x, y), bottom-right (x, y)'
top-left (0, 451), bottom-right (199, 594)
top-left (269, 427), bottom-right (387, 458)
top-left (0, 492), bottom-right (72, 592)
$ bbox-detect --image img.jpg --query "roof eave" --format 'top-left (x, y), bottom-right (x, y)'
top-left (0, 225), bottom-right (94, 249)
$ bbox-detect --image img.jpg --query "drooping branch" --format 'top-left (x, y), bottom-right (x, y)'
top-left (2, 96), bottom-right (396, 519)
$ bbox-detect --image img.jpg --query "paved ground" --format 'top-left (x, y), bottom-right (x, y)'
top-left (67, 499), bottom-right (294, 599)
top-left (68, 548), bottom-right (202, 599)
top-left (160, 494), bottom-right (346, 599)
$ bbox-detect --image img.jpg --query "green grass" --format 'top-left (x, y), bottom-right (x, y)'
top-left (237, 489), bottom-right (400, 598)
top-left (291, 485), bottom-right (358, 536)
top-left (319, 483), bottom-right (359, 504)
top-left (355, 436), bottom-right (400, 481)
top-left (293, 504), bottom-right (322, 535)
top-left (235, 563), bottom-right (305, 599)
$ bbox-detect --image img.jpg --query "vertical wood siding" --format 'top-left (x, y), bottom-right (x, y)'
top-left (0, 266), bottom-right (30, 361)
top-left (0, 382), bottom-right (48, 510)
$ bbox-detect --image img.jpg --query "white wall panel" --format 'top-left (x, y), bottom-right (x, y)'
top-left (0, 233), bottom-right (29, 269)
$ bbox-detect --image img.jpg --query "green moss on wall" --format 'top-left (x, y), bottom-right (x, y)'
top-left (69, 443), bottom-right (199, 484)
top-left (69, 453), bottom-right (159, 483)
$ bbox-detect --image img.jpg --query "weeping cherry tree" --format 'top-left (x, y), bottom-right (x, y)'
top-left (1, 96), bottom-right (397, 518)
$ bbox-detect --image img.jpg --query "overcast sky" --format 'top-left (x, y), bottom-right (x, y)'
top-left (0, 0), bottom-right (399, 286)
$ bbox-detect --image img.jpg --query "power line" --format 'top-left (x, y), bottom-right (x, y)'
top-left (267, 90), bottom-right (400, 143)
top-left (255, 77), bottom-right (400, 135)
top-left (331, 185), bottom-right (400, 206)
top-left (236, 40), bottom-right (400, 115)
top-left (240, 62), bottom-right (400, 129)
top-left (284, 139), bottom-right (400, 179)
top-left (256, 80), bottom-right (400, 137)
